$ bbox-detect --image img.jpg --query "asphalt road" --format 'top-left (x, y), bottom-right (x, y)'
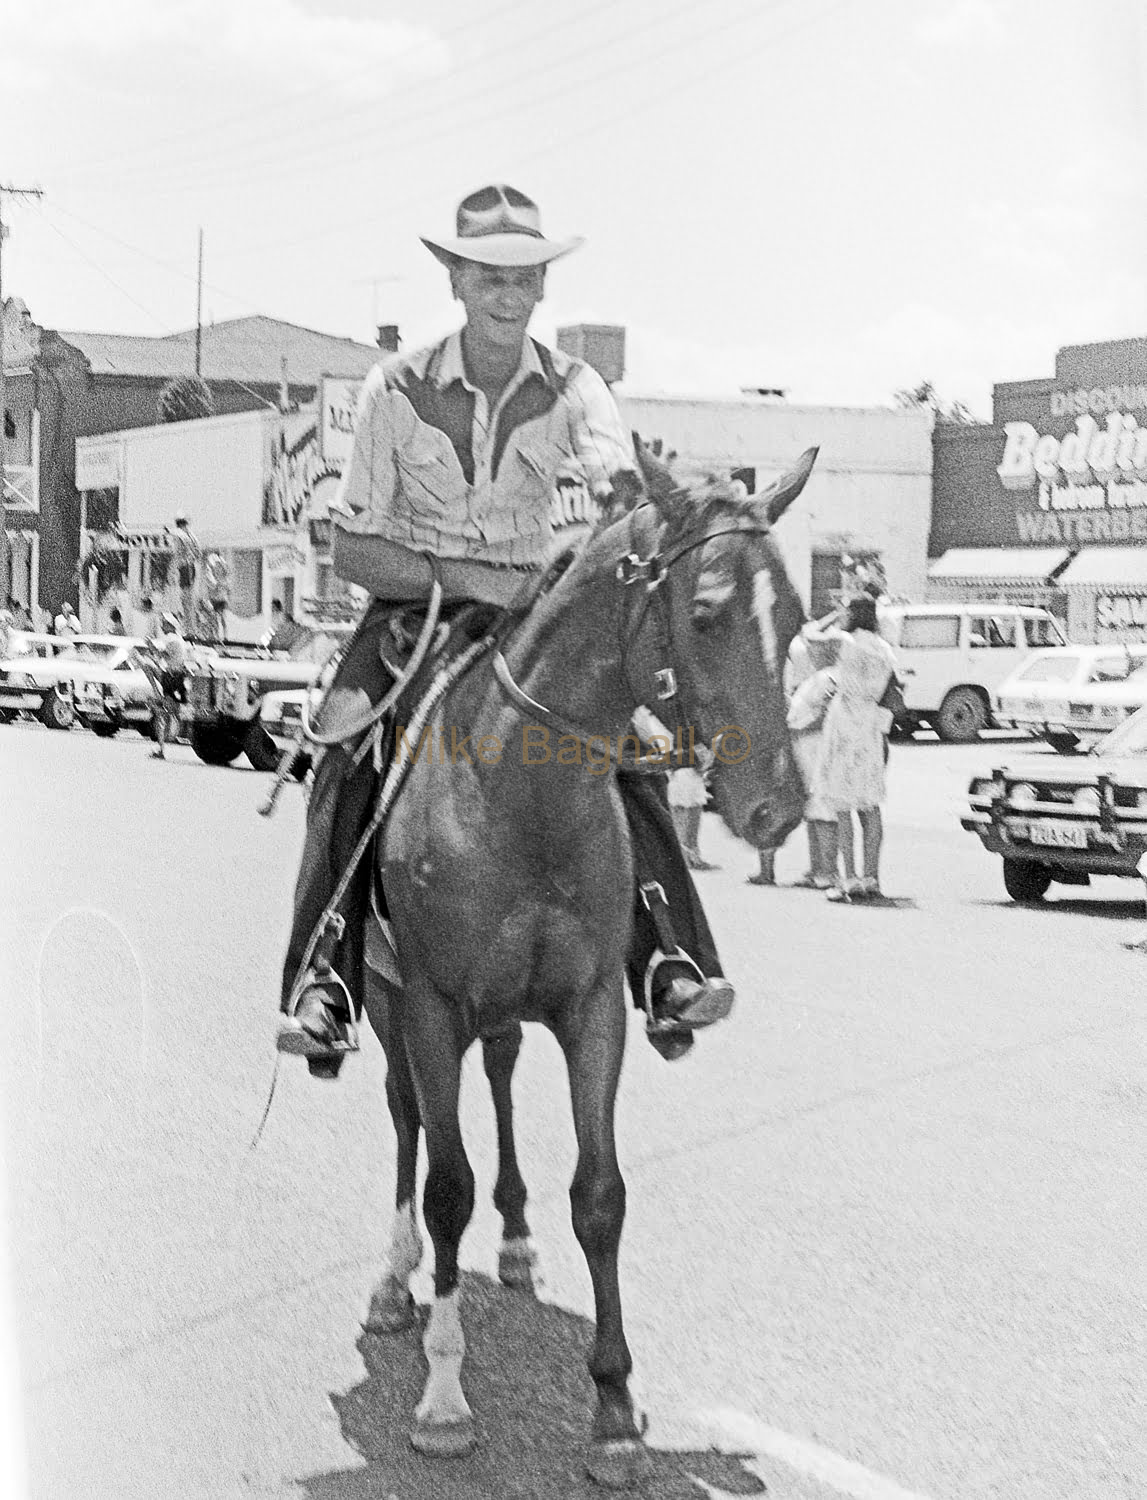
top-left (1, 722), bottom-right (1144, 1500)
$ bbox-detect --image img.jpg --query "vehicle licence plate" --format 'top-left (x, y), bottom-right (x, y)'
top-left (1029, 820), bottom-right (1088, 849)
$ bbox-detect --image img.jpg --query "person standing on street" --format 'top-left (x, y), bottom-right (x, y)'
top-left (803, 594), bottom-right (897, 901)
top-left (780, 632), bottom-right (840, 889)
top-left (171, 514), bottom-right (202, 633)
top-left (53, 601), bottom-right (81, 636)
top-left (135, 595), bottom-right (163, 643)
top-left (204, 551), bottom-right (231, 643)
top-left (148, 614), bottom-right (189, 760)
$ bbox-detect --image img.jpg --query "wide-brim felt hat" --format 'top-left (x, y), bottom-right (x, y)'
top-left (422, 184), bottom-right (584, 268)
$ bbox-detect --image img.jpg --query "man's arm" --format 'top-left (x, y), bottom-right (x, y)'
top-left (328, 367), bottom-right (396, 530)
top-left (565, 361), bottom-right (637, 499)
top-left (332, 528), bottom-right (536, 609)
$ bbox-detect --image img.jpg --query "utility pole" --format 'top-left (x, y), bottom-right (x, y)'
top-left (194, 227), bottom-right (204, 375)
top-left (0, 182), bottom-right (45, 611)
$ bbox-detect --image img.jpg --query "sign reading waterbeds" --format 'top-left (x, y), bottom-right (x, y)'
top-left (929, 339), bottom-right (1147, 556)
top-left (998, 412), bottom-right (1147, 543)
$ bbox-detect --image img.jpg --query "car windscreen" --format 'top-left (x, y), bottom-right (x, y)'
top-left (1015, 655), bottom-right (1080, 682)
top-left (1087, 653), bottom-right (1147, 683)
top-left (1097, 709), bottom-right (1147, 756)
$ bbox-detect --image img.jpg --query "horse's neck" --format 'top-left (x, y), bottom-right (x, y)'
top-left (499, 543), bottom-right (638, 741)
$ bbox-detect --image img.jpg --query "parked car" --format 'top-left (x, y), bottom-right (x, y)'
top-left (0, 634), bottom-right (139, 730)
top-left (961, 704), bottom-right (1147, 902)
top-left (877, 603), bottom-right (1067, 742)
top-left (992, 644), bottom-right (1147, 753)
top-left (70, 641), bottom-right (160, 737)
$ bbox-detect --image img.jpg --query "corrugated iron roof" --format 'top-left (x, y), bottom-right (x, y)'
top-left (60, 315), bottom-right (383, 385)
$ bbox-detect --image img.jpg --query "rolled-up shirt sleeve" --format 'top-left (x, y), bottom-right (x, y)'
top-left (565, 362), bottom-right (636, 497)
top-left (329, 366), bottom-right (395, 530)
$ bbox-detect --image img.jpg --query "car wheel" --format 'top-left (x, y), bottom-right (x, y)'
top-left (936, 686), bottom-right (989, 743)
top-left (1045, 732), bottom-right (1080, 754)
top-left (190, 722), bottom-right (245, 766)
top-left (1002, 858), bottom-right (1053, 904)
top-left (39, 689), bottom-right (75, 731)
top-left (90, 720), bottom-right (120, 739)
top-left (244, 721), bottom-right (282, 772)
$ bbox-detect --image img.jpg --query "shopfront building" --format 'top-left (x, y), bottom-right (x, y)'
top-left (931, 337), bottom-right (1147, 640)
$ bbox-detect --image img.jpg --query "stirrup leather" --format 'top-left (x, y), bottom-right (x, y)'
top-left (638, 881), bottom-right (705, 1027)
top-left (282, 912), bottom-right (360, 1055)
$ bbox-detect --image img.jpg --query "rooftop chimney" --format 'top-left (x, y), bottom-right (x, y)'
top-left (556, 324), bottom-right (625, 385)
top-left (377, 324), bottom-right (401, 353)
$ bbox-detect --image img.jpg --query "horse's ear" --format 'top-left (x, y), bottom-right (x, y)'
top-left (754, 446), bottom-right (818, 525)
top-left (631, 433), bottom-right (679, 513)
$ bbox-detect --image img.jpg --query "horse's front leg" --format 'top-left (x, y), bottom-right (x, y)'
top-left (559, 982), bottom-right (649, 1489)
top-left (362, 976), bottom-right (423, 1334)
top-left (402, 986), bottom-right (477, 1457)
top-left (481, 1022), bottom-right (537, 1293)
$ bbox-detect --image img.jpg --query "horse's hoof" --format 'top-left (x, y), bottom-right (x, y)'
top-left (362, 1280), bottom-right (418, 1334)
top-left (409, 1415), bottom-right (477, 1458)
top-left (497, 1240), bottom-right (537, 1293)
top-left (306, 1054), bottom-right (344, 1080)
top-left (585, 1438), bottom-right (651, 1489)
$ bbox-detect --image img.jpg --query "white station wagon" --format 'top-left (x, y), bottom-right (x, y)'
top-left (877, 604), bottom-right (1067, 742)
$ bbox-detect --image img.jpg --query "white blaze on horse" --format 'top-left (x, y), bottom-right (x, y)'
top-left (357, 441), bottom-right (815, 1486)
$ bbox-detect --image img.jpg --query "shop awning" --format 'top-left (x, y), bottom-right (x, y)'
top-left (1056, 547), bottom-right (1147, 587)
top-left (927, 547), bottom-right (1070, 582)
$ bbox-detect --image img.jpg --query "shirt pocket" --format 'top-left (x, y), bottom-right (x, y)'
top-left (394, 441), bottom-right (465, 521)
top-left (473, 437), bottom-right (570, 545)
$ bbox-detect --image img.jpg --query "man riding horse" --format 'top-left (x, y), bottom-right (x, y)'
top-left (278, 185), bottom-right (737, 1069)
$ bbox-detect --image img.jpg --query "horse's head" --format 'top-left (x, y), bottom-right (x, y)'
top-left (631, 439), bottom-right (815, 850)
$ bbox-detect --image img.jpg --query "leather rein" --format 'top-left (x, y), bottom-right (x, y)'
top-left (493, 501), bottom-right (774, 760)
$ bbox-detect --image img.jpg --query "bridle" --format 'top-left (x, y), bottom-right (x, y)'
top-left (493, 498), bottom-right (775, 757)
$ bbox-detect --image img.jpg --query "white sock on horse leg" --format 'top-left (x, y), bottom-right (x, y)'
top-left (416, 1288), bottom-right (471, 1425)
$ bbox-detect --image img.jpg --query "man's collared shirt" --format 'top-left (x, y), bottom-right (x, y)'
top-left (332, 331), bottom-right (635, 569)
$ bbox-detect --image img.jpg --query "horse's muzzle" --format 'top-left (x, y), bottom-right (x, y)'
top-left (748, 800), bottom-right (803, 851)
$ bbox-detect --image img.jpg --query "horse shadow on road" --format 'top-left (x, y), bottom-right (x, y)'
top-left (296, 1271), bottom-right (765, 1499)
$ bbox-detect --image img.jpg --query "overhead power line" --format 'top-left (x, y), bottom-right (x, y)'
top-left (230, 0), bottom-right (832, 260)
top-left (49, 0), bottom-right (534, 185)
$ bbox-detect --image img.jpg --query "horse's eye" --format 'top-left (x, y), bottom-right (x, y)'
top-left (690, 571), bottom-right (735, 632)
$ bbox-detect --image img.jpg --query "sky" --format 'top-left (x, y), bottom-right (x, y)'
top-left (2, 0), bottom-right (1145, 417)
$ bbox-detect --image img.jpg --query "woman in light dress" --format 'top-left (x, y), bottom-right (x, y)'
top-left (802, 594), bottom-right (897, 901)
top-left (779, 632), bottom-right (840, 888)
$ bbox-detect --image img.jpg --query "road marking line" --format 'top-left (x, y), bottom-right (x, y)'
top-left (700, 1407), bottom-right (937, 1500)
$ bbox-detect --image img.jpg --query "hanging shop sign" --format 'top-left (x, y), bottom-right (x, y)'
top-left (320, 377), bottom-right (363, 468)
